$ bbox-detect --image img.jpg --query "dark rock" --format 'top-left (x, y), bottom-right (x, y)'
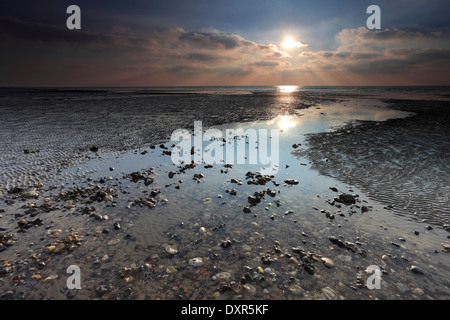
top-left (7, 187), bottom-right (23, 194)
top-left (303, 264), bottom-right (315, 275)
top-left (247, 196), bottom-right (260, 206)
top-left (335, 193), bottom-right (356, 205)
top-left (410, 265), bottom-right (425, 275)
top-left (222, 240), bottom-right (232, 248)
top-left (329, 236), bottom-right (346, 248)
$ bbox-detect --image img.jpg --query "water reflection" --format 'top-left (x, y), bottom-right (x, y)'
top-left (277, 115), bottom-right (297, 131)
top-left (278, 85), bottom-right (299, 93)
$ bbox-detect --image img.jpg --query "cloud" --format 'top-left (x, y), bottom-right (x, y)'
top-left (0, 15), bottom-right (448, 86)
top-left (298, 26), bottom-right (450, 76)
top-left (250, 60), bottom-right (282, 67)
top-left (0, 17), bottom-right (295, 85)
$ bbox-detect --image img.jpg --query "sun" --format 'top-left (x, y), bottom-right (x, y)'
top-left (282, 37), bottom-right (296, 49)
top-left (281, 37), bottom-right (306, 50)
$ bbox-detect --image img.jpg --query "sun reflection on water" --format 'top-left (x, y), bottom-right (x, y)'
top-left (278, 85), bottom-right (299, 93)
top-left (277, 115), bottom-right (297, 131)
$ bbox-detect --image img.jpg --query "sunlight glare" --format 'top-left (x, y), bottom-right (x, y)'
top-left (277, 115), bottom-right (296, 131)
top-left (278, 85), bottom-right (298, 93)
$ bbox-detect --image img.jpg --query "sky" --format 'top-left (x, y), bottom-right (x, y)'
top-left (0, 0), bottom-right (449, 86)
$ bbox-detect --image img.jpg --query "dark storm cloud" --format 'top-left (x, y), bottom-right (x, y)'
top-left (179, 31), bottom-right (257, 50)
top-left (0, 16), bottom-right (149, 48)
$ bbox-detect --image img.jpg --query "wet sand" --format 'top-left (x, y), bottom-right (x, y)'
top-left (295, 99), bottom-right (450, 227)
top-left (0, 87), bottom-right (449, 301)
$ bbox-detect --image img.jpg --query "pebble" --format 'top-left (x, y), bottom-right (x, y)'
top-left (242, 284), bottom-right (256, 294)
top-left (23, 190), bottom-right (39, 199)
top-left (166, 266), bottom-right (177, 274)
top-left (215, 272), bottom-right (232, 281)
top-left (44, 274), bottom-right (58, 281)
top-left (96, 285), bottom-right (109, 295)
top-left (409, 265), bottom-right (425, 275)
top-left (189, 257), bottom-right (203, 267)
top-left (412, 288), bottom-right (424, 295)
top-left (288, 284), bottom-right (303, 296)
top-left (321, 287), bottom-right (338, 300)
top-left (164, 244), bottom-right (178, 255)
top-left (321, 257), bottom-right (335, 268)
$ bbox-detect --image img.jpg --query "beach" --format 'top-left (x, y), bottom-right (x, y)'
top-left (0, 86), bottom-right (449, 300)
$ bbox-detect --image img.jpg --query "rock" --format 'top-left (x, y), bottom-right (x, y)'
top-left (242, 284), bottom-right (256, 294)
top-left (442, 243), bottom-right (450, 252)
top-left (304, 264), bottom-right (315, 275)
top-left (288, 284), bottom-right (303, 296)
top-left (409, 265), bottom-right (425, 275)
top-left (7, 187), bottom-right (23, 194)
top-left (329, 236), bottom-right (346, 248)
top-left (164, 244), bottom-right (178, 255)
top-left (189, 257), bottom-right (203, 267)
top-left (48, 242), bottom-right (66, 254)
top-left (113, 222), bottom-right (121, 230)
top-left (44, 274), bottom-right (59, 281)
top-left (243, 206), bottom-right (252, 213)
top-left (46, 229), bottom-right (63, 236)
top-left (90, 146), bottom-right (99, 152)
top-left (263, 267), bottom-right (272, 274)
top-left (166, 266), bottom-right (177, 274)
top-left (284, 179), bottom-right (299, 185)
top-left (344, 241), bottom-right (358, 252)
top-left (221, 240), bottom-right (232, 248)
top-left (215, 272), bottom-right (232, 281)
top-left (247, 196), bottom-right (259, 206)
top-left (96, 285), bottom-right (109, 296)
top-left (321, 287), bottom-right (338, 300)
top-left (321, 257), bottom-right (335, 268)
top-left (412, 288), bottom-right (424, 295)
top-left (335, 193), bottom-right (356, 205)
top-left (23, 190), bottom-right (39, 199)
